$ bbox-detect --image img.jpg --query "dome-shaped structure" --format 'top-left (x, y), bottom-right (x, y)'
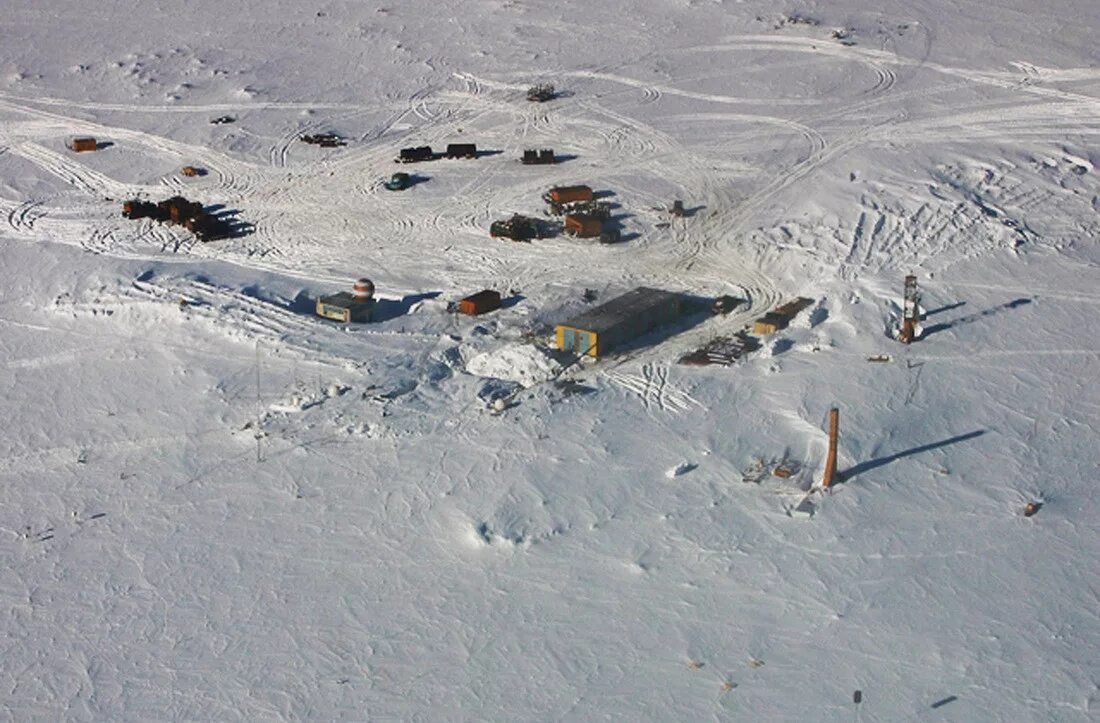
top-left (352, 278), bottom-right (374, 301)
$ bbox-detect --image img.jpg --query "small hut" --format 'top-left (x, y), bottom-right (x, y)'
top-left (68, 137), bottom-right (97, 152)
top-left (316, 278), bottom-right (376, 323)
top-left (457, 290), bottom-right (502, 316)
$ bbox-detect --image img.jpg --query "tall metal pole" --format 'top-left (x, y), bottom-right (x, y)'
top-left (255, 341), bottom-right (263, 463)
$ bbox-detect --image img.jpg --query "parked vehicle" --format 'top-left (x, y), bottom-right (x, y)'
top-left (384, 172), bottom-right (411, 191)
top-left (398, 146), bottom-right (434, 163)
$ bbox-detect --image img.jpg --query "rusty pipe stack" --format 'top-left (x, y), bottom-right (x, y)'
top-left (821, 408), bottom-right (839, 489)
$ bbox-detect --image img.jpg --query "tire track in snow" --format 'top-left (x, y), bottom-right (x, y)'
top-left (604, 363), bottom-right (701, 414)
top-left (6, 201), bottom-right (44, 234)
top-left (10, 142), bottom-right (145, 199)
top-left (0, 98), bottom-right (264, 201)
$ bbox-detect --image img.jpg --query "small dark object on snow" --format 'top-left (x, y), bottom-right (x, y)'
top-left (210, 115), bottom-right (236, 125)
top-left (853, 691), bottom-right (862, 704)
top-left (1024, 501), bottom-right (1042, 517)
top-left (522, 149), bottom-right (555, 165)
top-left (181, 165), bottom-right (206, 177)
top-left (527, 84), bottom-right (556, 102)
top-left (301, 132), bottom-right (346, 147)
top-left (490, 214), bottom-right (549, 241)
top-left (582, 288), bottom-right (598, 303)
top-left (384, 172), bottom-right (411, 191)
top-left (670, 199), bottom-right (685, 217)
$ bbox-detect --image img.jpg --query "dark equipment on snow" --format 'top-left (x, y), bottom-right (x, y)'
top-left (527, 84), bottom-right (556, 102)
top-left (445, 143), bottom-right (477, 159)
top-left (522, 149), bottom-right (556, 165)
top-left (398, 146), bottom-right (435, 163)
top-left (384, 172), bottom-right (412, 191)
top-left (300, 132), bottom-right (346, 147)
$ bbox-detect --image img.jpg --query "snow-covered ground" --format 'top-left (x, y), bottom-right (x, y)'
top-left (2, 1), bottom-right (1099, 718)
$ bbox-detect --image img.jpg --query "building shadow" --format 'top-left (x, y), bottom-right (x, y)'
top-left (772, 338), bottom-right (794, 355)
top-left (839, 430), bottom-right (986, 482)
top-left (372, 291), bottom-right (443, 322)
top-left (474, 150), bottom-right (504, 159)
top-left (500, 293), bottom-right (526, 309)
top-left (681, 205), bottom-right (706, 218)
top-left (96, 141), bottom-right (115, 150)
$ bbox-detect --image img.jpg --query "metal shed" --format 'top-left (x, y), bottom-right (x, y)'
top-left (556, 287), bottom-right (684, 358)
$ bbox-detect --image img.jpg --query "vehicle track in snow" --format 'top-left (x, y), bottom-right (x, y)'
top-left (10, 141), bottom-right (146, 199)
top-left (0, 98), bottom-right (266, 202)
top-left (604, 363), bottom-right (701, 415)
top-left (5, 201), bottom-right (45, 234)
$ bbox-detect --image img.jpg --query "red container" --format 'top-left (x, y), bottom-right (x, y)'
top-left (458, 290), bottom-right (502, 315)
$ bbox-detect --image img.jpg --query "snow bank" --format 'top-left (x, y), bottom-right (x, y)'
top-left (465, 344), bottom-right (561, 388)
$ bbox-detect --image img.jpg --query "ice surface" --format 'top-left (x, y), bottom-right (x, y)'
top-left (2, 0), bottom-right (1099, 719)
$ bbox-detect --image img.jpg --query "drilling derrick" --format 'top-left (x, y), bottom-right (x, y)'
top-left (899, 274), bottom-right (921, 344)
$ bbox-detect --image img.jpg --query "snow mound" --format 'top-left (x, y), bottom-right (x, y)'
top-left (465, 344), bottom-right (561, 388)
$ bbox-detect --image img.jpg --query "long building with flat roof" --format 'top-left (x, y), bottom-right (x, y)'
top-left (556, 287), bottom-right (684, 358)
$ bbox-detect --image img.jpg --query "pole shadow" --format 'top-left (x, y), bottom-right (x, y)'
top-left (839, 430), bottom-right (986, 482)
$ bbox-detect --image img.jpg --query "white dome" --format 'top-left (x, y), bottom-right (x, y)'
top-left (352, 278), bottom-right (374, 300)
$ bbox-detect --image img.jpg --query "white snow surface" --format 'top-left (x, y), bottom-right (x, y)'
top-left (2, 0), bottom-right (1100, 719)
top-left (466, 344), bottom-right (561, 388)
